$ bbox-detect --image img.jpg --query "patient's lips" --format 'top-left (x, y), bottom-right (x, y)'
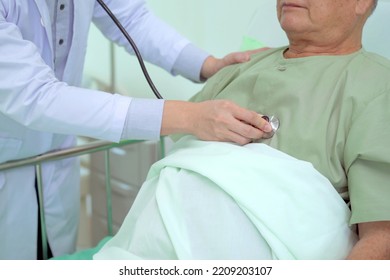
top-left (282, 2), bottom-right (305, 10)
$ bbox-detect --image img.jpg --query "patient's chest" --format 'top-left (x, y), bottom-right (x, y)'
top-left (207, 52), bottom-right (369, 191)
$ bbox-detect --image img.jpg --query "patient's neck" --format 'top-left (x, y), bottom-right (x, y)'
top-left (284, 37), bottom-right (363, 59)
top-left (284, 45), bottom-right (362, 58)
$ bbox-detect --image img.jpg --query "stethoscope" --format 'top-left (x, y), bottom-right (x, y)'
top-left (96, 0), bottom-right (280, 138)
top-left (96, 0), bottom-right (163, 99)
top-left (261, 115), bottom-right (280, 139)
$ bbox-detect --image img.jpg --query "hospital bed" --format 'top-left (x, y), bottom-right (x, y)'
top-left (0, 138), bottom-right (166, 260)
top-left (1, 0), bottom-right (389, 261)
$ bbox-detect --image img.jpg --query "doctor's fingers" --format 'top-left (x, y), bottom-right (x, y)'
top-left (193, 120), bottom-right (254, 146)
top-left (201, 117), bottom-right (268, 145)
top-left (225, 116), bottom-right (271, 145)
top-left (194, 100), bottom-right (271, 145)
top-left (202, 50), bottom-right (268, 80)
top-left (243, 47), bottom-right (271, 57)
top-left (232, 106), bottom-right (273, 135)
top-left (219, 47), bottom-right (271, 67)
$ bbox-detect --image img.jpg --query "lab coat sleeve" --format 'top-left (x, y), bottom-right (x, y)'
top-left (0, 10), bottom-right (130, 142)
top-left (172, 43), bottom-right (210, 83)
top-left (121, 98), bottom-right (164, 141)
top-left (92, 0), bottom-right (207, 80)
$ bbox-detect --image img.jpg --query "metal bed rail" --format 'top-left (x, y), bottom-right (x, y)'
top-left (0, 138), bottom-right (165, 260)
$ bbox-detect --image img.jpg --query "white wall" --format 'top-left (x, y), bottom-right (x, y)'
top-left (83, 0), bottom-right (390, 100)
top-left (363, 0), bottom-right (390, 60)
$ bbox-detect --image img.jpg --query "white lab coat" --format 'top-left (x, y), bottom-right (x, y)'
top-left (0, 0), bottom-right (191, 259)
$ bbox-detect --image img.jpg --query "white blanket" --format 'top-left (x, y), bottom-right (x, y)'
top-left (94, 137), bottom-right (357, 260)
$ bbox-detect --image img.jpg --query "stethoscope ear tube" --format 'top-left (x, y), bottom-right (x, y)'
top-left (96, 0), bottom-right (164, 99)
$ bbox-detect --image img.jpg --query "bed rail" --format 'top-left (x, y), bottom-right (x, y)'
top-left (0, 138), bottom-right (165, 260)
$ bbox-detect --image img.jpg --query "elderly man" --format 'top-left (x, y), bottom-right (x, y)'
top-left (183, 0), bottom-right (389, 259)
top-left (91, 0), bottom-right (389, 260)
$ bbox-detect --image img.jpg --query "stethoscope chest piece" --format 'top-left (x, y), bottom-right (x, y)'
top-left (261, 115), bottom-right (280, 139)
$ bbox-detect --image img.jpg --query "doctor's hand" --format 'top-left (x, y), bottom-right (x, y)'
top-left (200, 48), bottom-right (270, 80)
top-left (161, 100), bottom-right (272, 145)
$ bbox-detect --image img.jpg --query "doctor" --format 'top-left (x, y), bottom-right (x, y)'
top-left (0, 0), bottom-right (271, 259)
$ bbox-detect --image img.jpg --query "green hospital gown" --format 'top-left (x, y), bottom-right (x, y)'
top-left (188, 47), bottom-right (390, 225)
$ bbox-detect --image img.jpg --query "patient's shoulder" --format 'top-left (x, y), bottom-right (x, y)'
top-left (360, 49), bottom-right (390, 73)
top-left (189, 47), bottom-right (294, 103)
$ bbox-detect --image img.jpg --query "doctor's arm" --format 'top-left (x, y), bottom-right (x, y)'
top-left (347, 221), bottom-right (390, 259)
top-left (161, 100), bottom-right (271, 145)
top-left (0, 14), bottom-right (269, 146)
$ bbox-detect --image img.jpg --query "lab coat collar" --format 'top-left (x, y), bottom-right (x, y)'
top-left (62, 1), bottom-right (95, 84)
top-left (33, 0), bottom-right (54, 55)
top-left (32, 0), bottom-right (94, 85)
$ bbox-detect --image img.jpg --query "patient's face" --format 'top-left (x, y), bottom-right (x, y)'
top-left (276, 0), bottom-right (360, 42)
